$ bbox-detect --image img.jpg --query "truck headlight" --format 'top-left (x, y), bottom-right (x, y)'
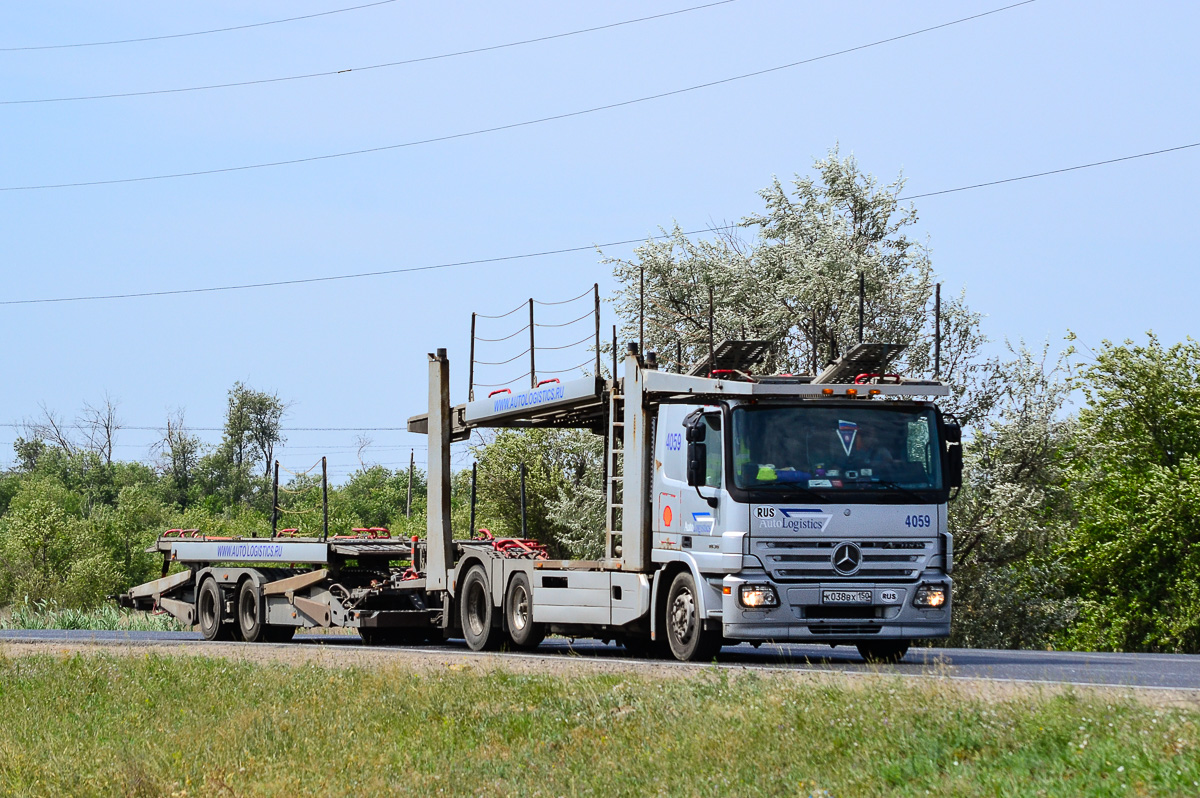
top-left (913, 584), bottom-right (948, 608)
top-left (739, 584), bottom-right (779, 608)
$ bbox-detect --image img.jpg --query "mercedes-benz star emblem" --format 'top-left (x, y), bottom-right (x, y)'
top-left (832, 542), bottom-right (862, 575)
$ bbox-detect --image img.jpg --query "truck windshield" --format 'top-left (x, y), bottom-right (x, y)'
top-left (730, 405), bottom-right (942, 496)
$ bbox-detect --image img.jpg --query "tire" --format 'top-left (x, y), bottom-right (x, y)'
top-left (197, 578), bottom-right (234, 641)
top-left (504, 573), bottom-right (544, 650)
top-left (236, 580), bottom-right (266, 643)
top-left (857, 640), bottom-right (910, 664)
top-left (665, 571), bottom-right (721, 662)
top-left (459, 565), bottom-right (499, 651)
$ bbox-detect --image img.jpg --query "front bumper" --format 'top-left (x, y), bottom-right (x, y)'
top-left (721, 574), bottom-right (952, 642)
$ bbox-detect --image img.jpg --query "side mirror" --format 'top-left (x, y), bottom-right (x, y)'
top-left (943, 422), bottom-right (962, 445)
top-left (685, 422), bottom-right (707, 443)
top-left (686, 442), bottom-right (708, 487)
top-left (946, 443), bottom-right (963, 489)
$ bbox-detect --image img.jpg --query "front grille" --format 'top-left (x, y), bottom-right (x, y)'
top-left (756, 538), bottom-right (934, 583)
top-left (807, 624), bottom-right (882, 635)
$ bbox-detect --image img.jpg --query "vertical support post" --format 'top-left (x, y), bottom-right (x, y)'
top-left (935, 282), bottom-right (942, 378)
top-left (426, 349), bottom-right (454, 592)
top-left (270, 460), bottom-right (279, 538)
top-left (519, 463), bottom-right (528, 538)
top-left (321, 456), bottom-right (329, 541)
top-left (677, 340), bottom-right (683, 373)
top-left (529, 298), bottom-right (536, 389)
top-left (707, 285), bottom-right (715, 376)
top-left (612, 324), bottom-right (617, 380)
top-left (639, 266), bottom-right (644, 356)
top-left (406, 449), bottom-right (414, 518)
top-left (469, 461), bottom-right (477, 536)
top-left (811, 310), bottom-right (818, 375)
top-left (593, 282), bottom-right (601, 377)
top-left (858, 271), bottom-right (865, 344)
top-left (621, 345), bottom-right (649, 572)
top-left (468, 312), bottom-right (476, 401)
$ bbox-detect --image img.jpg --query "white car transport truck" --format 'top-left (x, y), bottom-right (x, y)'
top-left (121, 336), bottom-right (961, 663)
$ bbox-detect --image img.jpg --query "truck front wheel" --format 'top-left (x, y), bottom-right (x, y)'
top-left (665, 571), bottom-right (721, 662)
top-left (459, 565), bottom-right (500, 651)
top-left (197, 578), bottom-right (234, 641)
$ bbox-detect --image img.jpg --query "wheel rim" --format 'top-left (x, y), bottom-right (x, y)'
top-left (511, 585), bottom-right (529, 632)
top-left (669, 587), bottom-right (696, 646)
top-left (466, 579), bottom-right (488, 637)
top-left (239, 588), bottom-right (256, 632)
top-left (200, 585), bottom-right (217, 632)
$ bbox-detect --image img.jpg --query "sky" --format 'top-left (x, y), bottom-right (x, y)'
top-left (2, 0), bottom-right (1197, 479)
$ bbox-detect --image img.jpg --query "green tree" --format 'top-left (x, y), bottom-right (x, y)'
top-left (152, 411), bottom-right (204, 510)
top-left (1059, 334), bottom-right (1200, 653)
top-left (0, 476), bottom-right (120, 607)
top-left (604, 147), bottom-right (992, 424)
top-left (470, 429), bottom-right (604, 558)
top-left (948, 343), bottom-right (1076, 649)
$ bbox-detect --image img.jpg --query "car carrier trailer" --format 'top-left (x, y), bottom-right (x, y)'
top-left (121, 336), bottom-right (961, 663)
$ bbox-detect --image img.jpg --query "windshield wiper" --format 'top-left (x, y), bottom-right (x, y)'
top-left (745, 483), bottom-right (828, 501)
top-left (866, 480), bottom-right (931, 502)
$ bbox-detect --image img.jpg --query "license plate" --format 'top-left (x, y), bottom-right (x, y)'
top-left (822, 590), bottom-right (872, 604)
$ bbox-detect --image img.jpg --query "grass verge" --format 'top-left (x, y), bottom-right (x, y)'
top-left (0, 599), bottom-right (185, 632)
top-left (0, 652), bottom-right (1197, 797)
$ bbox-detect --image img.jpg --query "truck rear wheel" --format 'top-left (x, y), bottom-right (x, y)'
top-left (197, 577), bottom-right (234, 641)
top-left (857, 640), bottom-right (910, 663)
top-left (459, 565), bottom-right (500, 651)
top-left (236, 580), bottom-right (266, 642)
top-left (665, 571), bottom-right (721, 662)
top-left (505, 573), bottom-right (544, 650)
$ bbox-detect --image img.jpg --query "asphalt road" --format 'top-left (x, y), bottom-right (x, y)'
top-left (3, 629), bottom-right (1199, 691)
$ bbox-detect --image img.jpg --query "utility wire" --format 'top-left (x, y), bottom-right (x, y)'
top-left (5, 136), bottom-right (1197, 308)
top-left (1, 1), bottom-right (400, 52)
top-left (0, 1), bottom-right (1035, 192)
top-left (898, 141), bottom-right (1200, 200)
top-left (2, 1), bottom-right (739, 104)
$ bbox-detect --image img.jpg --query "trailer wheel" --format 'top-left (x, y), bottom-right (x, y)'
top-left (856, 640), bottom-right (910, 664)
top-left (504, 573), bottom-right (544, 650)
top-left (459, 565), bottom-right (499, 651)
top-left (236, 580), bottom-right (266, 643)
top-left (665, 571), bottom-right (721, 662)
top-left (197, 577), bottom-right (234, 641)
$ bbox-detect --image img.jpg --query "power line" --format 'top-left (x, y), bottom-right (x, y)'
top-left (898, 142), bottom-right (1200, 200)
top-left (0, 231), bottom-right (695, 305)
top-left (0, 1), bottom-right (1035, 192)
top-left (3, 136), bottom-right (1197, 308)
top-left (2, 1), bottom-right (739, 105)
top-left (1, 1), bottom-right (400, 52)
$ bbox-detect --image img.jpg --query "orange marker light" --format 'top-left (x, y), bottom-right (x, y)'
top-left (822, 388), bottom-right (834, 396)
top-left (846, 388), bottom-right (858, 397)
top-left (723, 586), bottom-right (732, 595)
top-left (869, 389), bottom-right (881, 396)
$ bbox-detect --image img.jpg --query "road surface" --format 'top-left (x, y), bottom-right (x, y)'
top-left (2, 629), bottom-right (1198, 691)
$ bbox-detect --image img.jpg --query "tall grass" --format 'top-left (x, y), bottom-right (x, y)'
top-left (0, 598), bottom-right (185, 632)
top-left (0, 652), bottom-right (1196, 797)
